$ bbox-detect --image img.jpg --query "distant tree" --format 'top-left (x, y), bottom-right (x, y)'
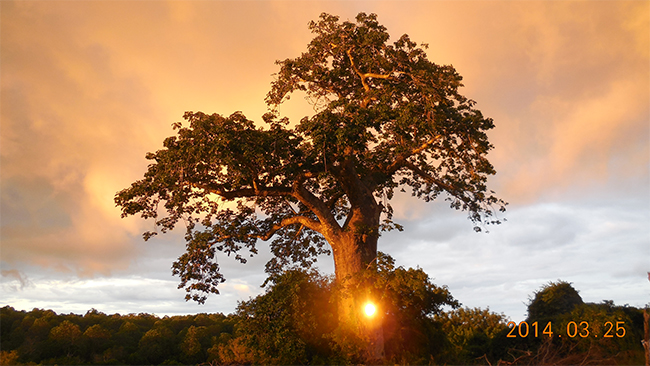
top-left (113, 320), bottom-right (142, 356)
top-left (22, 314), bottom-right (56, 361)
top-left (0, 306), bottom-right (26, 351)
top-left (27, 312), bottom-right (55, 341)
top-left (557, 301), bottom-right (641, 359)
top-left (115, 12), bottom-right (506, 359)
top-left (137, 326), bottom-right (175, 364)
top-left (80, 308), bottom-right (108, 332)
top-left (509, 280), bottom-right (586, 361)
top-left (435, 307), bottom-right (509, 363)
top-left (527, 280), bottom-right (584, 323)
top-left (82, 324), bottom-right (111, 361)
top-left (49, 320), bottom-right (82, 358)
top-left (0, 307), bottom-right (255, 365)
top-left (491, 282), bottom-right (646, 365)
top-left (0, 350), bottom-right (19, 365)
top-left (179, 325), bottom-right (209, 364)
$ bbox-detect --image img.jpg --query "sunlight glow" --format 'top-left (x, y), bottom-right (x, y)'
top-left (364, 302), bottom-right (376, 317)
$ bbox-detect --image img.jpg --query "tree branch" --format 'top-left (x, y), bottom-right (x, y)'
top-left (325, 192), bottom-right (345, 210)
top-left (291, 176), bottom-right (342, 237)
top-left (362, 71), bottom-right (405, 80)
top-left (346, 48), bottom-right (405, 108)
top-left (347, 48), bottom-right (370, 93)
top-left (403, 160), bottom-right (457, 194)
top-left (346, 49), bottom-right (404, 90)
top-left (257, 215), bottom-right (321, 241)
top-left (192, 183), bottom-right (292, 200)
top-left (192, 170), bottom-right (342, 241)
top-left (381, 134), bottom-right (443, 175)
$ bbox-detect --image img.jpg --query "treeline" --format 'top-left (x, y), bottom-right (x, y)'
top-left (1, 255), bottom-right (646, 365)
top-left (1, 306), bottom-right (237, 365)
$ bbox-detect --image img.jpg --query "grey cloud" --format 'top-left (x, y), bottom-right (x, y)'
top-left (374, 198), bottom-right (649, 321)
top-left (1, 269), bottom-right (33, 291)
top-left (1, 177), bottom-right (74, 234)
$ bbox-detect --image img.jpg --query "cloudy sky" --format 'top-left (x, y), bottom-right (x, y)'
top-left (1, 1), bottom-right (648, 322)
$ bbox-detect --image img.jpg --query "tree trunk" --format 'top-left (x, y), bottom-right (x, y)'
top-left (641, 308), bottom-right (650, 366)
top-left (320, 156), bottom-right (385, 361)
top-left (330, 217), bottom-right (385, 362)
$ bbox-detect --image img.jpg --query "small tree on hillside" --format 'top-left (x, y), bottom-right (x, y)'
top-left (115, 12), bottom-right (506, 360)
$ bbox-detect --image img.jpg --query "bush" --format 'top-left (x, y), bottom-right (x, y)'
top-left (221, 253), bottom-right (460, 365)
top-left (221, 269), bottom-right (338, 365)
top-left (527, 280), bottom-right (583, 324)
top-left (435, 307), bottom-right (509, 364)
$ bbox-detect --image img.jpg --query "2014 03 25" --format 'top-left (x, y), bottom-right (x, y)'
top-left (506, 321), bottom-right (626, 338)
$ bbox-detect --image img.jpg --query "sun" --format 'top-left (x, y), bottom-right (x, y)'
top-left (364, 302), bottom-right (376, 317)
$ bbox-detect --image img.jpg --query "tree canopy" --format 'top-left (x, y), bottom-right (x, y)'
top-left (527, 280), bottom-right (584, 323)
top-left (115, 12), bottom-right (506, 304)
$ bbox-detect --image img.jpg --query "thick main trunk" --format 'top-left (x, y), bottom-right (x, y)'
top-left (330, 213), bottom-right (384, 362)
top-left (332, 232), bottom-right (377, 280)
top-left (323, 155), bottom-right (385, 361)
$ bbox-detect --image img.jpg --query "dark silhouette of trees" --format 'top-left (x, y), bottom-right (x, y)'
top-left (115, 12), bottom-right (506, 359)
top-left (0, 278), bottom-right (646, 365)
top-left (0, 305), bottom-right (240, 365)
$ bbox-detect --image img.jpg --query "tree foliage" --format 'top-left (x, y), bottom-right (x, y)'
top-left (220, 270), bottom-right (338, 365)
top-left (435, 307), bottom-right (509, 363)
top-left (115, 12), bottom-right (506, 304)
top-left (365, 253), bottom-right (459, 363)
top-left (527, 280), bottom-right (584, 324)
top-left (0, 306), bottom-right (238, 365)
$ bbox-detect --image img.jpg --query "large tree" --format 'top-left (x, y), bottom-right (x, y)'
top-left (115, 12), bottom-right (506, 360)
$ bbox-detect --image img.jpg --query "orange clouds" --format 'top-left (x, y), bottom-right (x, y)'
top-left (456, 1), bottom-right (649, 202)
top-left (1, 0), bottom-right (648, 278)
top-left (1, 1), bottom-right (168, 275)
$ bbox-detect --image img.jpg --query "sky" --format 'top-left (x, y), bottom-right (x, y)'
top-left (1, 0), bottom-right (648, 322)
